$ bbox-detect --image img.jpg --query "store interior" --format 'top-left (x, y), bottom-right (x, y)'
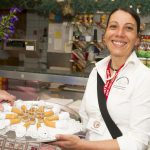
top-left (0, 0), bottom-right (150, 112)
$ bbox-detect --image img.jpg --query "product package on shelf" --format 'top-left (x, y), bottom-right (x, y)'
top-left (137, 35), bottom-right (150, 68)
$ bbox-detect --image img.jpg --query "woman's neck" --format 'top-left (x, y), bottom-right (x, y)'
top-left (110, 56), bottom-right (127, 71)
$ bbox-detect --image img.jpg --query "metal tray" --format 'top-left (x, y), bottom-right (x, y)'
top-left (0, 101), bottom-right (81, 143)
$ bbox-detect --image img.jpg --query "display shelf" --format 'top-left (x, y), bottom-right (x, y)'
top-left (0, 66), bottom-right (88, 86)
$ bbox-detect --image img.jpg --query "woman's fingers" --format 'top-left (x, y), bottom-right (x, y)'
top-left (52, 134), bottom-right (81, 149)
top-left (0, 90), bottom-right (16, 105)
top-left (0, 103), bottom-right (4, 111)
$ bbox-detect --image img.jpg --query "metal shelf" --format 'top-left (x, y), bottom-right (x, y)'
top-left (0, 67), bottom-right (88, 86)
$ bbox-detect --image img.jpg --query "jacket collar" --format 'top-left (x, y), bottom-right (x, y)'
top-left (95, 51), bottom-right (140, 81)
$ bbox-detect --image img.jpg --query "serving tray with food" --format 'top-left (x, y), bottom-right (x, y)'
top-left (0, 100), bottom-right (83, 142)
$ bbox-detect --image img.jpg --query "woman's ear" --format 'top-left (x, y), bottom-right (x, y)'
top-left (134, 35), bottom-right (141, 49)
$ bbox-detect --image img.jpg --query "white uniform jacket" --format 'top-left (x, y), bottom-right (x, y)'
top-left (79, 51), bottom-right (150, 150)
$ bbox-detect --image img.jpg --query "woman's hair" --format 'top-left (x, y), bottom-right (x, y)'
top-left (106, 7), bottom-right (141, 34)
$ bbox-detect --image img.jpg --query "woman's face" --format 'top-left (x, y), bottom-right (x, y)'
top-left (104, 10), bottom-right (140, 58)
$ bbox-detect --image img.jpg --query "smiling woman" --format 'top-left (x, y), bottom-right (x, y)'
top-left (43, 7), bottom-right (150, 150)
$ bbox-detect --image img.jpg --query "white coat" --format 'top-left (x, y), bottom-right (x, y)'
top-left (79, 51), bottom-right (150, 150)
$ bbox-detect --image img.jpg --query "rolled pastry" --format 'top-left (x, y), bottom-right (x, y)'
top-left (46, 115), bottom-right (59, 121)
top-left (11, 107), bottom-right (23, 115)
top-left (36, 122), bottom-right (41, 129)
top-left (44, 111), bottom-right (54, 117)
top-left (44, 118), bottom-right (68, 129)
top-left (21, 105), bottom-right (27, 112)
top-left (22, 114), bottom-right (29, 122)
top-left (43, 118), bottom-right (56, 128)
top-left (23, 121), bottom-right (32, 128)
top-left (46, 112), bottom-right (70, 121)
top-left (5, 114), bottom-right (18, 119)
top-left (9, 118), bottom-right (21, 125)
top-left (37, 106), bottom-right (44, 112)
top-left (0, 118), bottom-right (21, 128)
top-left (37, 115), bottom-right (44, 123)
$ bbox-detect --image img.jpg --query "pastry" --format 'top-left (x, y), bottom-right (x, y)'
top-left (5, 114), bottom-right (18, 119)
top-left (46, 112), bottom-right (70, 121)
top-left (21, 105), bottom-right (27, 112)
top-left (36, 122), bottom-right (41, 129)
top-left (43, 118), bottom-right (68, 129)
top-left (38, 126), bottom-right (49, 139)
top-left (44, 110), bottom-right (54, 117)
top-left (9, 118), bottom-right (21, 125)
top-left (11, 107), bottom-right (23, 115)
top-left (15, 124), bottom-right (26, 138)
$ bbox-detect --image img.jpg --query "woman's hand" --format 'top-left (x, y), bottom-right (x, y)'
top-left (39, 144), bottom-right (56, 150)
top-left (52, 134), bottom-right (82, 150)
top-left (0, 90), bottom-right (16, 111)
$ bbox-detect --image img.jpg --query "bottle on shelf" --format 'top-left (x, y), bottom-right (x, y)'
top-left (0, 77), bottom-right (8, 90)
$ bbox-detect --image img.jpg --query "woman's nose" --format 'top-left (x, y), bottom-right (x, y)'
top-left (116, 28), bottom-right (125, 37)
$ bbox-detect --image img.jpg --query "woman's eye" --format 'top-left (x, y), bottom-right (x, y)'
top-left (109, 25), bottom-right (117, 29)
top-left (126, 26), bottom-right (134, 31)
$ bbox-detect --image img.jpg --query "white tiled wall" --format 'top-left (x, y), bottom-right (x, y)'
top-left (26, 12), bottom-right (48, 41)
top-left (25, 12), bottom-right (48, 69)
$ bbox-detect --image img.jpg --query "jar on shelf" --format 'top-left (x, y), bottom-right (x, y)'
top-left (139, 57), bottom-right (147, 66)
top-left (146, 58), bottom-right (150, 68)
top-left (0, 77), bottom-right (8, 90)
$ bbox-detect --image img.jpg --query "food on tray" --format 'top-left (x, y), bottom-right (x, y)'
top-left (0, 100), bottom-right (83, 141)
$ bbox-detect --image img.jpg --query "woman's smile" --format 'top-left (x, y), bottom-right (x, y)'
top-left (112, 40), bottom-right (127, 48)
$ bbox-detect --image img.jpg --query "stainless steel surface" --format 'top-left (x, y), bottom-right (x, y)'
top-left (0, 66), bottom-right (88, 86)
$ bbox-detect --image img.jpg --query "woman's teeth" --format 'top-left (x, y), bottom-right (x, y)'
top-left (112, 41), bottom-right (126, 46)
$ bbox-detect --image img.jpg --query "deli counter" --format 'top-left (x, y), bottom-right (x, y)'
top-left (0, 38), bottom-right (91, 103)
top-left (0, 65), bottom-right (88, 86)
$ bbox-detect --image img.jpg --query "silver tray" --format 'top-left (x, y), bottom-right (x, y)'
top-left (0, 101), bottom-right (81, 143)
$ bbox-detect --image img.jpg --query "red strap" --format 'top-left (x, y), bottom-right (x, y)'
top-left (104, 61), bottom-right (124, 100)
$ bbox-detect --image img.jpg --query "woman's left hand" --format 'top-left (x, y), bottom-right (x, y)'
top-left (0, 90), bottom-right (16, 111)
top-left (52, 134), bottom-right (82, 150)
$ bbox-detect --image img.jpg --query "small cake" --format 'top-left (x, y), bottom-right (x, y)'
top-left (15, 124), bottom-right (26, 138)
top-left (46, 112), bottom-right (70, 121)
top-left (26, 125), bottom-right (38, 139)
top-left (0, 119), bottom-right (10, 129)
top-left (38, 126), bottom-right (49, 139)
